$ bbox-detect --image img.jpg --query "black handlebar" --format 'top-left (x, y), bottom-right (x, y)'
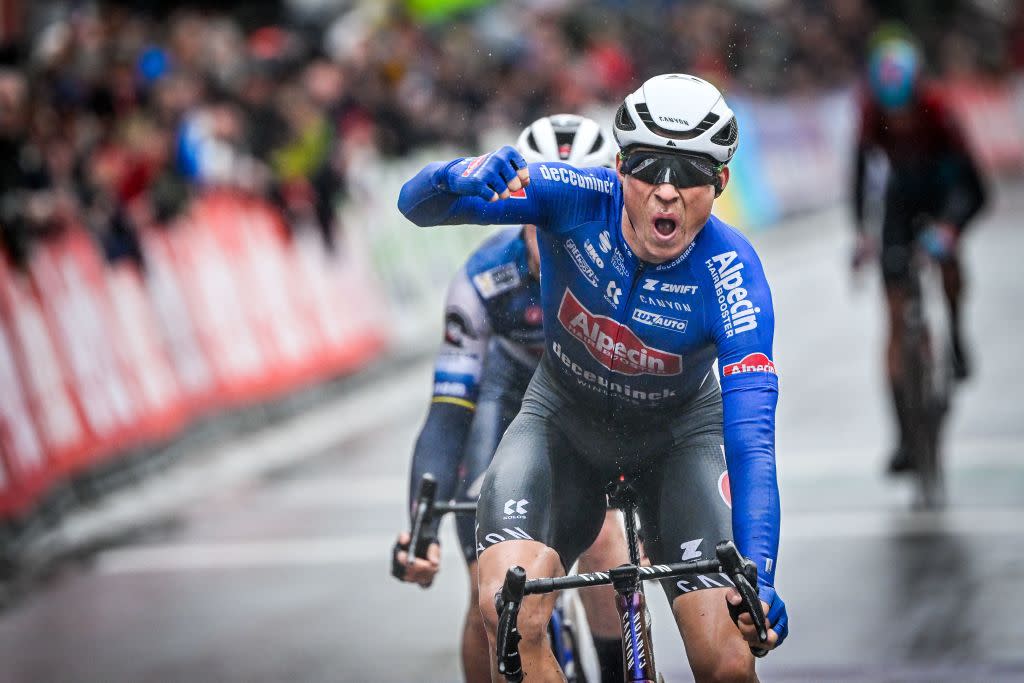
top-left (494, 541), bottom-right (770, 677)
top-left (404, 475), bottom-right (478, 567)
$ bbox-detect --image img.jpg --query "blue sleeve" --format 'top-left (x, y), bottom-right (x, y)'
top-left (398, 159), bottom-right (617, 235)
top-left (706, 243), bottom-right (781, 591)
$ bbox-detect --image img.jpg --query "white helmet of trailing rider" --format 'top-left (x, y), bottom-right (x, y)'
top-left (613, 74), bottom-right (738, 165)
top-left (516, 113), bottom-right (617, 168)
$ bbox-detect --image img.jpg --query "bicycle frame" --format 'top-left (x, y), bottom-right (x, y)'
top-left (495, 476), bottom-right (766, 682)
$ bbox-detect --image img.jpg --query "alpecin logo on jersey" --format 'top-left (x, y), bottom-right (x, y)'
top-left (706, 250), bottom-right (759, 337)
top-left (722, 352), bottom-right (776, 376)
top-left (557, 290), bottom-right (681, 376)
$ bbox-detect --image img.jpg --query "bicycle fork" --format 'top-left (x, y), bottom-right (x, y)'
top-left (612, 564), bottom-right (658, 682)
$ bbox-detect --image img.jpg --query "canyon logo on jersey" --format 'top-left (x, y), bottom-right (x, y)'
top-left (557, 290), bottom-right (681, 376)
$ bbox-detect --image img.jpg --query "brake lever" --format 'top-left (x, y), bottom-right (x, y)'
top-left (716, 541), bottom-right (769, 656)
top-left (495, 566), bottom-right (526, 682)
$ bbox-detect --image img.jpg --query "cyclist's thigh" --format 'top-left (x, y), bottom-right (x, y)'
top-left (476, 406), bottom-right (606, 573)
top-left (634, 397), bottom-right (734, 601)
top-left (881, 176), bottom-right (922, 284)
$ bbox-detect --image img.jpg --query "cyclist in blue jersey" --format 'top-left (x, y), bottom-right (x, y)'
top-left (398, 74), bottom-right (787, 681)
top-left (393, 115), bottom-right (631, 682)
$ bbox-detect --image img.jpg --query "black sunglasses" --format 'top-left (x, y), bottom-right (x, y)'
top-left (620, 149), bottom-right (722, 189)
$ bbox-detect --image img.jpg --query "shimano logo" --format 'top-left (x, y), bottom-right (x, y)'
top-left (658, 116), bottom-right (690, 126)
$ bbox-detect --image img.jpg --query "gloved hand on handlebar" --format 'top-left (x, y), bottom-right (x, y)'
top-left (726, 584), bottom-right (788, 655)
top-left (434, 145), bottom-right (531, 202)
top-left (391, 531), bottom-right (441, 588)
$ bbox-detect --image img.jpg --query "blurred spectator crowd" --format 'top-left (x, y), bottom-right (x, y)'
top-left (0, 0), bottom-right (1021, 271)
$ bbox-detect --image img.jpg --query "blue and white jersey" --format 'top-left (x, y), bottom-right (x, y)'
top-left (400, 159), bottom-right (782, 589)
top-left (431, 227), bottom-right (543, 409)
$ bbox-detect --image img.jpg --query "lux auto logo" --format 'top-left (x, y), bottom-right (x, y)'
top-left (504, 499), bottom-right (529, 516)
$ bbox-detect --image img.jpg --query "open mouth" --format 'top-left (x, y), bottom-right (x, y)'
top-left (653, 217), bottom-right (677, 238)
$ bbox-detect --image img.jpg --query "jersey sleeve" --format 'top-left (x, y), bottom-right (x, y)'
top-left (852, 87), bottom-right (879, 230)
top-left (704, 243), bottom-right (781, 590)
top-left (407, 268), bottom-right (492, 519)
top-left (398, 159), bottom-right (616, 236)
top-left (925, 90), bottom-right (989, 229)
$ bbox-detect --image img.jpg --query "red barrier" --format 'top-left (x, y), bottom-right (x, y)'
top-left (0, 266), bottom-right (49, 518)
top-left (29, 227), bottom-right (153, 470)
top-left (0, 257), bottom-right (84, 516)
top-left (104, 262), bottom-right (189, 444)
top-left (0, 192), bottom-right (387, 524)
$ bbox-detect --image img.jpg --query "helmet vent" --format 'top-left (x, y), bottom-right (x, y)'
top-left (526, 130), bottom-right (539, 151)
top-left (693, 112), bottom-right (720, 133)
top-left (710, 117), bottom-right (738, 146)
top-left (615, 104), bottom-right (636, 131)
top-left (588, 132), bottom-right (605, 155)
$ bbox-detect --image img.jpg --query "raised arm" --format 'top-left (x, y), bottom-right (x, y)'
top-left (397, 145), bottom-right (552, 228)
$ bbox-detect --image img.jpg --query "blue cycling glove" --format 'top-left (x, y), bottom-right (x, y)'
top-left (758, 584), bottom-right (789, 648)
top-left (431, 145), bottom-right (527, 201)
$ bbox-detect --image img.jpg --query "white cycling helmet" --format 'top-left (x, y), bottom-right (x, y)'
top-left (613, 74), bottom-right (738, 164)
top-left (517, 113), bottom-right (617, 168)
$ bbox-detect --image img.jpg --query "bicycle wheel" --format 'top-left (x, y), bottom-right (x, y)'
top-left (550, 589), bottom-right (598, 683)
top-left (901, 271), bottom-right (939, 508)
top-left (903, 297), bottom-right (944, 509)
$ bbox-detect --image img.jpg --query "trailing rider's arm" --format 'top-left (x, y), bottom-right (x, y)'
top-left (931, 97), bottom-right (988, 231)
top-left (395, 268), bottom-right (492, 586)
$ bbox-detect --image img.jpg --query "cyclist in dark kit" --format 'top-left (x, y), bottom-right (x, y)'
top-left (400, 74), bottom-right (787, 681)
top-left (851, 29), bottom-right (988, 474)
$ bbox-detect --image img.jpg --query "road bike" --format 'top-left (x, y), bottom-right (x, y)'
top-left (404, 474), bottom-right (599, 681)
top-left (494, 475), bottom-right (767, 682)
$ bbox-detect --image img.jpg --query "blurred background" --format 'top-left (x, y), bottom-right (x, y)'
top-left (0, 0), bottom-right (1022, 681)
